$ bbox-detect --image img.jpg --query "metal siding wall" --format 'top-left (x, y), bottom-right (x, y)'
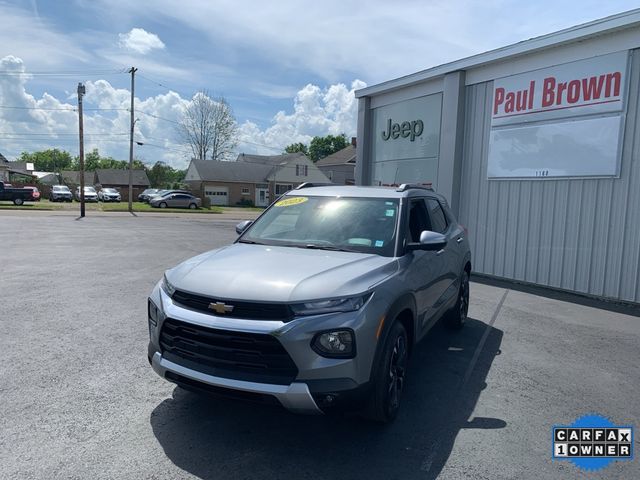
top-left (458, 49), bottom-right (640, 303)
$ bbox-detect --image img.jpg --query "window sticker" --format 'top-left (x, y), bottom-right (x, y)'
top-left (274, 197), bottom-right (308, 207)
top-left (385, 209), bottom-right (395, 217)
top-left (375, 240), bottom-right (384, 247)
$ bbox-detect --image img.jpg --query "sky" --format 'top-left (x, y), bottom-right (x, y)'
top-left (0, 0), bottom-right (638, 169)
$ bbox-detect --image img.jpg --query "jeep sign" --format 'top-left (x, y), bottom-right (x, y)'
top-left (381, 119), bottom-right (424, 141)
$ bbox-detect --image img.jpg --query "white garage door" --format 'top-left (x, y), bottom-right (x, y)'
top-left (204, 186), bottom-right (229, 206)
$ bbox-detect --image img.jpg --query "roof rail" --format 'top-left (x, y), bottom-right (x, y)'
top-left (395, 183), bottom-right (434, 192)
top-left (295, 182), bottom-right (334, 190)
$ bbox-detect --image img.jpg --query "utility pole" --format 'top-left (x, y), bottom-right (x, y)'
top-left (77, 83), bottom-right (86, 218)
top-left (128, 67), bottom-right (138, 214)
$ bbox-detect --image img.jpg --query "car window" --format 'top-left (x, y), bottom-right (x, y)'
top-left (426, 198), bottom-right (448, 233)
top-left (406, 199), bottom-right (431, 243)
top-left (243, 196), bottom-right (400, 257)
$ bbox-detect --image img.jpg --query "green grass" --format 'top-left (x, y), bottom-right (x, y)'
top-left (0, 200), bottom-right (223, 214)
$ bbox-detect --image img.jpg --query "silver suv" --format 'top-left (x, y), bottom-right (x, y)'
top-left (147, 184), bottom-right (471, 422)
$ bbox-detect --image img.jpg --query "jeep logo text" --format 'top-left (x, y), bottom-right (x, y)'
top-left (381, 118), bottom-right (424, 141)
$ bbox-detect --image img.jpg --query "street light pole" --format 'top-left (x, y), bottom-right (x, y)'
top-left (77, 83), bottom-right (86, 218)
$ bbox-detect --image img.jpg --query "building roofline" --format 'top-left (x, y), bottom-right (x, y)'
top-left (355, 8), bottom-right (640, 98)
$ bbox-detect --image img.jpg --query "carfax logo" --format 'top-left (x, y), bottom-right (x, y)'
top-left (552, 414), bottom-right (634, 472)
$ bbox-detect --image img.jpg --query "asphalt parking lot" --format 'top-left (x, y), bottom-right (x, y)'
top-left (1, 211), bottom-right (638, 480)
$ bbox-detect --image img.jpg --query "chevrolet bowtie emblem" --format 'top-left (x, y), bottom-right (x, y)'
top-left (209, 301), bottom-right (234, 314)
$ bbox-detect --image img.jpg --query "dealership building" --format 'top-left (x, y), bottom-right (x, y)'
top-left (354, 10), bottom-right (640, 304)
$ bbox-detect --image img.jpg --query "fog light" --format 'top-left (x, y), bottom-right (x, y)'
top-left (311, 329), bottom-right (355, 358)
top-left (148, 299), bottom-right (159, 327)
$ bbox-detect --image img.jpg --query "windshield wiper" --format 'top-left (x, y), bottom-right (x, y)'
top-left (302, 244), bottom-right (358, 253)
top-left (238, 239), bottom-right (264, 245)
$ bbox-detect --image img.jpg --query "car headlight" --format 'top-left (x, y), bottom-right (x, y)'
top-left (311, 329), bottom-right (356, 358)
top-left (161, 274), bottom-right (176, 296)
top-left (291, 293), bottom-right (370, 316)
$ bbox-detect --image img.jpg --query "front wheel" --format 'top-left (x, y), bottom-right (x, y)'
top-left (189, 203), bottom-right (197, 209)
top-left (159, 202), bottom-right (167, 209)
top-left (363, 321), bottom-right (408, 423)
top-left (446, 271), bottom-right (469, 329)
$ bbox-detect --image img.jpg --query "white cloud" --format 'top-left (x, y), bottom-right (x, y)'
top-left (118, 28), bottom-right (165, 55)
top-left (0, 55), bottom-right (363, 169)
top-left (237, 79), bottom-right (365, 155)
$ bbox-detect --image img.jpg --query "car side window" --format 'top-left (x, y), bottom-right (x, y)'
top-left (426, 198), bottom-right (448, 233)
top-left (406, 199), bottom-right (431, 243)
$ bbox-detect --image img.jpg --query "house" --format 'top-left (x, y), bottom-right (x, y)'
top-left (315, 138), bottom-right (357, 185)
top-left (61, 170), bottom-right (97, 188)
top-left (236, 152), bottom-right (331, 196)
top-left (185, 153), bottom-right (331, 207)
top-left (94, 169), bottom-right (151, 201)
top-left (0, 153), bottom-right (8, 182)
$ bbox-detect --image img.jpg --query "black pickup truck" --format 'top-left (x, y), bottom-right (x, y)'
top-left (0, 181), bottom-right (36, 205)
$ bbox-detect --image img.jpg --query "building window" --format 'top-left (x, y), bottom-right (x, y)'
top-left (296, 164), bottom-right (308, 176)
top-left (275, 184), bottom-right (293, 195)
top-left (241, 187), bottom-right (250, 195)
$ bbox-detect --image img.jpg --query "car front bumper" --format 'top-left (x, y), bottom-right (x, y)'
top-left (147, 282), bottom-right (385, 414)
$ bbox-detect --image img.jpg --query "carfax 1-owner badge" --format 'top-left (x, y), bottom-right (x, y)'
top-left (552, 414), bottom-right (634, 472)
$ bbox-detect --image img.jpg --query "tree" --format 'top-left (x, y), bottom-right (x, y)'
top-left (308, 134), bottom-right (348, 162)
top-left (284, 142), bottom-right (308, 155)
top-left (177, 90), bottom-right (238, 161)
top-left (19, 149), bottom-right (73, 172)
top-left (147, 161), bottom-right (186, 188)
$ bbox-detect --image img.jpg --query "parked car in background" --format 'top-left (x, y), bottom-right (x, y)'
top-left (23, 186), bottom-right (40, 201)
top-left (75, 186), bottom-right (98, 202)
top-left (0, 181), bottom-right (36, 205)
top-left (150, 193), bottom-right (201, 209)
top-left (50, 185), bottom-right (73, 202)
top-left (146, 189), bottom-right (190, 203)
top-left (138, 188), bottom-right (159, 203)
top-left (98, 188), bottom-right (121, 202)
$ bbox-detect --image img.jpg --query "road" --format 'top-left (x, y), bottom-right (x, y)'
top-left (1, 212), bottom-right (638, 479)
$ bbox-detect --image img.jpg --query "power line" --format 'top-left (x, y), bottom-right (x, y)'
top-left (137, 110), bottom-right (180, 125)
top-left (0, 105), bottom-right (128, 112)
top-left (0, 68), bottom-right (127, 77)
top-left (0, 132), bottom-right (128, 136)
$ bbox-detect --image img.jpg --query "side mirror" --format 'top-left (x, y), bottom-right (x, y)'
top-left (407, 230), bottom-right (447, 251)
top-left (235, 220), bottom-right (253, 235)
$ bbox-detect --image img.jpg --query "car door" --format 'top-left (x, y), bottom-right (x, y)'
top-left (402, 197), bottom-right (445, 333)
top-left (425, 197), bottom-right (460, 310)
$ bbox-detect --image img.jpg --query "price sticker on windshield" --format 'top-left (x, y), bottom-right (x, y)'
top-left (275, 197), bottom-right (308, 207)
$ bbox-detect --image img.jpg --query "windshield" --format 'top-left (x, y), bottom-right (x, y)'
top-left (241, 196), bottom-right (399, 256)
top-left (84, 187), bottom-right (96, 193)
top-left (54, 186), bottom-right (70, 192)
top-left (103, 188), bottom-right (117, 193)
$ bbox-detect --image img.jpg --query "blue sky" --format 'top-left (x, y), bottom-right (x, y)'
top-left (1, 0), bottom-right (638, 168)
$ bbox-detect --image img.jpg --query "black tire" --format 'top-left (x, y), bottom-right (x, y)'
top-left (189, 203), bottom-right (197, 209)
top-left (159, 202), bottom-right (167, 209)
top-left (14, 197), bottom-right (24, 206)
top-left (446, 270), bottom-right (469, 329)
top-left (363, 321), bottom-right (408, 423)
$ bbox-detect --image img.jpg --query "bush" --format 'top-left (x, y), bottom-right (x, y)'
top-left (235, 198), bottom-right (255, 208)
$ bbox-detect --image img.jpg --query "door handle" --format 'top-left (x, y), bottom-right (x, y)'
top-left (456, 237), bottom-right (464, 244)
top-left (436, 249), bottom-right (445, 255)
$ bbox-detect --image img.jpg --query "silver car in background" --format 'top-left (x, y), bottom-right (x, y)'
top-left (49, 185), bottom-right (73, 202)
top-left (149, 192), bottom-right (201, 209)
top-left (148, 184), bottom-right (471, 422)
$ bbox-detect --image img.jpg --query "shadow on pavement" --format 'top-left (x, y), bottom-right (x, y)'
top-left (150, 318), bottom-right (504, 480)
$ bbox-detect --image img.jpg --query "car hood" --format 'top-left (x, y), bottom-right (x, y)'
top-left (166, 243), bottom-right (399, 302)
